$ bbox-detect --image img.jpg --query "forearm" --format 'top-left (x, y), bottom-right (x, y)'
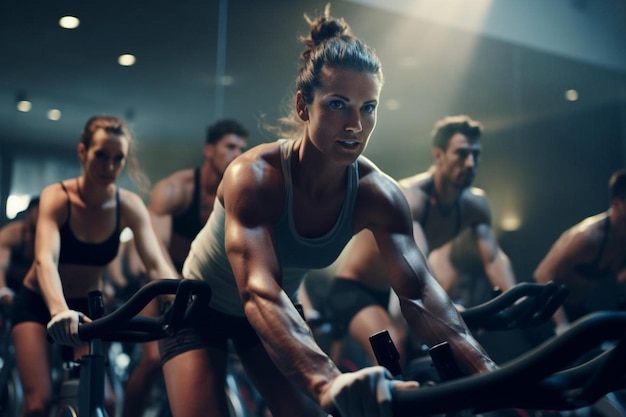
top-left (244, 286), bottom-right (341, 405)
top-left (35, 259), bottom-right (69, 316)
top-left (484, 252), bottom-right (516, 292)
top-left (399, 280), bottom-right (496, 374)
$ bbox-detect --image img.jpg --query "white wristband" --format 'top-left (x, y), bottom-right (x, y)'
top-left (0, 287), bottom-right (14, 299)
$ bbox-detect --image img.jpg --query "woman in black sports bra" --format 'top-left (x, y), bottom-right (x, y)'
top-left (11, 115), bottom-right (179, 417)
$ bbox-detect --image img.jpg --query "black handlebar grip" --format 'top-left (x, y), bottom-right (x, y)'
top-left (429, 341), bottom-right (464, 382)
top-left (87, 290), bottom-right (105, 320)
top-left (370, 330), bottom-right (403, 377)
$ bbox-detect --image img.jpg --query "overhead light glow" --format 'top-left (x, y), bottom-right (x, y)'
top-left (565, 89), bottom-right (579, 102)
top-left (500, 214), bottom-right (521, 232)
top-left (47, 109), bottom-right (62, 121)
top-left (59, 16), bottom-right (80, 29)
top-left (118, 54), bottom-right (136, 66)
top-left (17, 100), bottom-right (32, 112)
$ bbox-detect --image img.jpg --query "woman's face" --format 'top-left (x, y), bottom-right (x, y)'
top-left (301, 66), bottom-right (381, 165)
top-left (80, 128), bottom-right (129, 186)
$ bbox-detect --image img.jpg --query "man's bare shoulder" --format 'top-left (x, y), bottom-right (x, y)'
top-left (397, 171), bottom-right (431, 191)
top-left (158, 168), bottom-right (196, 187)
top-left (565, 213), bottom-right (607, 245)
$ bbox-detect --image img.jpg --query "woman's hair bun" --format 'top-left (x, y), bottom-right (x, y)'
top-left (302, 4), bottom-right (351, 48)
top-left (310, 15), bottom-right (349, 45)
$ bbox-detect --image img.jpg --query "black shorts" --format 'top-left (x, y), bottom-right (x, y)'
top-left (324, 278), bottom-right (390, 340)
top-left (11, 287), bottom-right (89, 327)
top-left (159, 306), bottom-right (262, 365)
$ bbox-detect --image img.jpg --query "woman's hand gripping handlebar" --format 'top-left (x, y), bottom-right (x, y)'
top-left (389, 310), bottom-right (626, 416)
top-left (47, 279), bottom-right (212, 345)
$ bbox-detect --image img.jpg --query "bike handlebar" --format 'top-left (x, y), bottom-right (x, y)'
top-left (77, 278), bottom-right (212, 343)
top-left (460, 281), bottom-right (568, 331)
top-left (392, 310), bottom-right (626, 416)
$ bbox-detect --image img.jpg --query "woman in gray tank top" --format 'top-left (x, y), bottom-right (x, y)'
top-left (160, 6), bottom-right (496, 417)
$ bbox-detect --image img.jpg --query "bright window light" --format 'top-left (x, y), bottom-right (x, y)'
top-left (6, 195), bottom-right (31, 219)
top-left (120, 227), bottom-right (134, 243)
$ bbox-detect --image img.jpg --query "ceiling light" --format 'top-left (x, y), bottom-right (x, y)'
top-left (59, 16), bottom-right (80, 29)
top-left (118, 54), bottom-right (136, 66)
top-left (17, 100), bottom-right (32, 112)
top-left (564, 89), bottom-right (578, 102)
top-left (47, 109), bottom-right (62, 121)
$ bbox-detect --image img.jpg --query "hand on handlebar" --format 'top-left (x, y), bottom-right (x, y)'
top-left (328, 366), bottom-right (418, 417)
top-left (47, 310), bottom-right (92, 346)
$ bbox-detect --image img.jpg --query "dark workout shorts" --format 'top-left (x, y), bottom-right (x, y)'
top-left (11, 287), bottom-right (89, 327)
top-left (324, 278), bottom-right (391, 340)
top-left (159, 306), bottom-right (262, 365)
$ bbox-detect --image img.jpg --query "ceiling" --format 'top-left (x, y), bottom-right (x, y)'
top-left (2, 0), bottom-right (626, 176)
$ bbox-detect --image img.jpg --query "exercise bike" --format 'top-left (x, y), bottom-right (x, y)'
top-left (369, 282), bottom-right (626, 417)
top-left (50, 278), bottom-right (212, 417)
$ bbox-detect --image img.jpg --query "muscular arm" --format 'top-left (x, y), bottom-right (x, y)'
top-left (148, 171), bottom-right (190, 274)
top-left (371, 183), bottom-right (495, 375)
top-left (534, 230), bottom-right (590, 331)
top-left (222, 157), bottom-right (341, 409)
top-left (35, 185), bottom-right (70, 317)
top-left (124, 192), bottom-right (179, 282)
top-left (473, 224), bottom-right (516, 293)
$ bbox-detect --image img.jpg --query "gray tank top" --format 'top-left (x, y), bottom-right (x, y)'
top-left (183, 139), bottom-right (359, 316)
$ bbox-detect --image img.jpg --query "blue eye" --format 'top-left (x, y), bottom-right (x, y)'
top-left (362, 104), bottom-right (376, 113)
top-left (329, 100), bottom-right (345, 109)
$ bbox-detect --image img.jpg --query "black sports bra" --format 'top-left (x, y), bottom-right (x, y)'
top-left (573, 216), bottom-right (619, 280)
top-left (57, 182), bottom-right (121, 266)
top-left (419, 176), bottom-right (462, 236)
top-left (172, 168), bottom-right (204, 240)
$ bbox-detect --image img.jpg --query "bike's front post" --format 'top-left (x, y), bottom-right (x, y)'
top-left (77, 290), bottom-right (107, 417)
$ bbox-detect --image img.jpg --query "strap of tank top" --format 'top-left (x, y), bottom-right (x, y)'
top-left (59, 181), bottom-right (72, 221)
top-left (591, 215), bottom-right (611, 268)
top-left (115, 186), bottom-right (121, 231)
top-left (279, 139), bottom-right (293, 203)
top-left (420, 176), bottom-right (434, 227)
